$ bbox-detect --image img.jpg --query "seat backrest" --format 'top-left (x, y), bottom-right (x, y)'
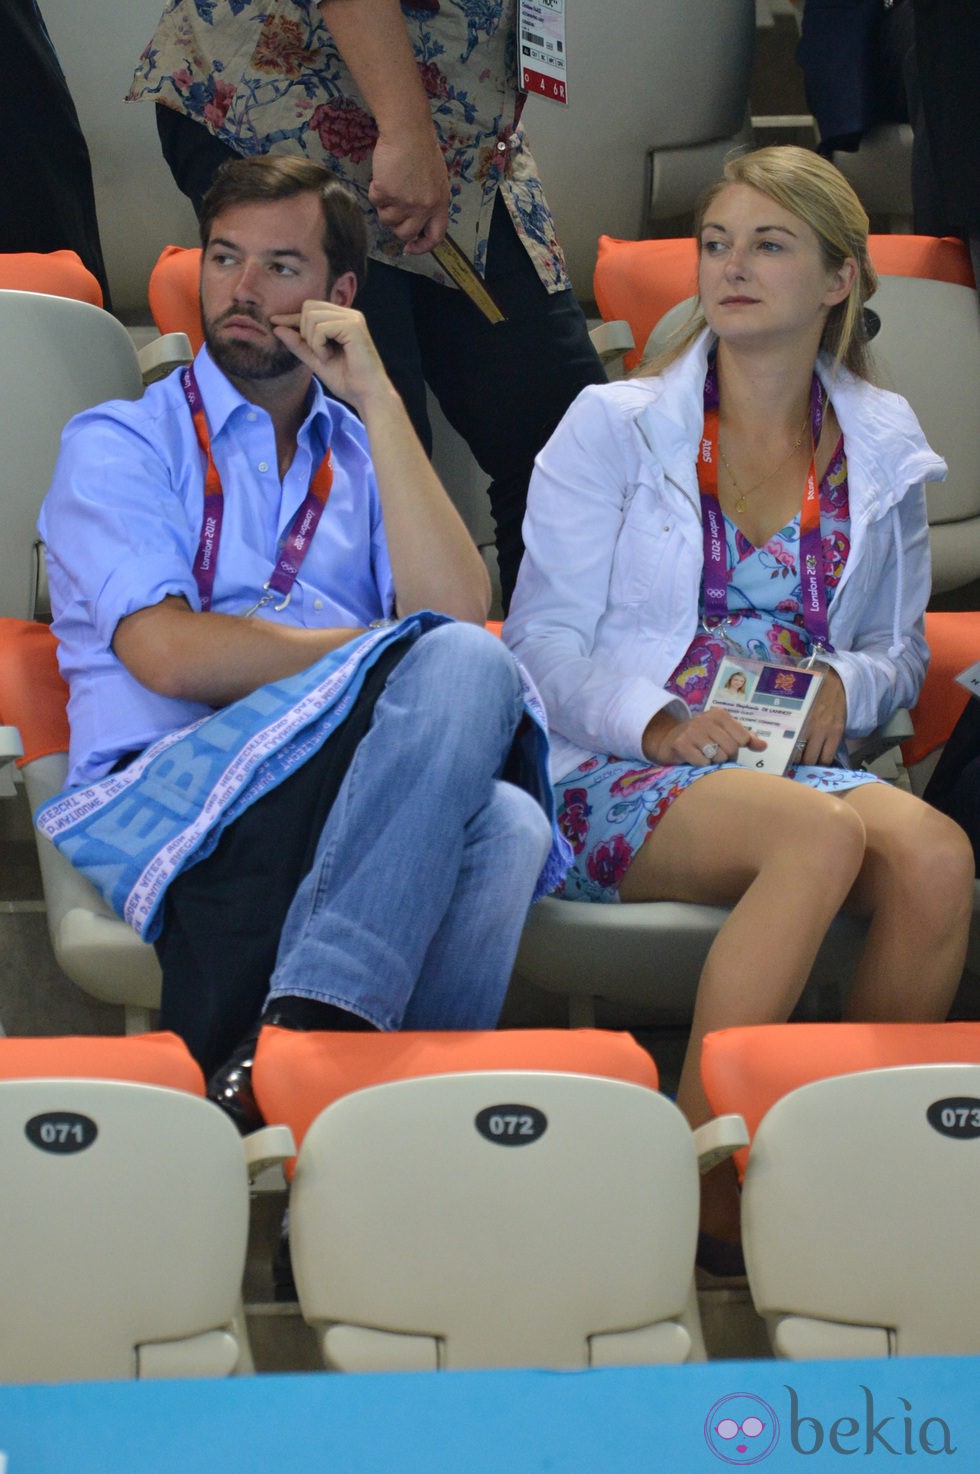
top-left (739, 1063), bottom-right (980, 1357)
top-left (288, 1069), bottom-right (701, 1371)
top-left (0, 1034), bottom-right (250, 1382)
top-left (701, 1021), bottom-right (980, 1169)
top-left (0, 619), bottom-right (162, 1020)
top-left (148, 245), bottom-right (204, 352)
top-left (832, 124), bottom-right (914, 225)
top-left (0, 619), bottom-right (69, 764)
top-left (868, 233), bottom-right (975, 288)
top-left (520, 0), bottom-right (753, 288)
top-left (593, 236), bottom-right (699, 373)
top-left (903, 609), bottom-right (980, 772)
top-left (253, 1025), bottom-right (659, 1159)
top-left (0, 251), bottom-right (103, 306)
top-left (871, 275), bottom-right (980, 593)
top-left (0, 291), bottom-right (142, 619)
top-left (594, 232), bottom-right (976, 376)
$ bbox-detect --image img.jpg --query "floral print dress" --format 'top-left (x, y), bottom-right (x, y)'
top-left (554, 436), bottom-right (881, 902)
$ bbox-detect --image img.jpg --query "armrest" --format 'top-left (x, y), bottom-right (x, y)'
top-left (0, 726), bottom-right (24, 798)
top-left (847, 707), bottom-right (914, 779)
top-left (588, 318), bottom-right (635, 367)
top-left (693, 1113), bottom-right (749, 1174)
top-left (138, 331), bottom-right (194, 385)
top-left (0, 727), bottom-right (24, 761)
top-left (242, 1123), bottom-right (296, 1182)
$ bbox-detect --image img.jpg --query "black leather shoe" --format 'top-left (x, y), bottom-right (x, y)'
top-left (205, 1006), bottom-right (299, 1134)
top-left (206, 1027), bottom-right (264, 1135)
top-left (206, 1000), bottom-right (376, 1134)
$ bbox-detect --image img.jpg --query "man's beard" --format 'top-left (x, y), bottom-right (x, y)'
top-left (203, 304), bottom-right (298, 381)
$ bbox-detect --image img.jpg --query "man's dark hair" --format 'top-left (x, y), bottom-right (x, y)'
top-left (199, 155), bottom-right (368, 291)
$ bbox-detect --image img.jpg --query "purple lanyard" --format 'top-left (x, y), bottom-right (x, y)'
top-left (182, 366), bottom-right (333, 614)
top-left (697, 362), bottom-right (834, 656)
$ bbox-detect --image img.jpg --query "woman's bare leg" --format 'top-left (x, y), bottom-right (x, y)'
top-left (619, 769), bottom-right (867, 1239)
top-left (839, 783), bottom-right (974, 1021)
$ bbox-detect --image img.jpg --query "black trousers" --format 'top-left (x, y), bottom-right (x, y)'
top-left (2, 0), bottom-right (110, 304)
top-left (155, 106), bottom-right (606, 608)
top-left (153, 641), bottom-right (407, 1075)
top-left (924, 699), bottom-right (980, 878)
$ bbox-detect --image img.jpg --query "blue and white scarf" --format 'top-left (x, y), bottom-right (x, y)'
top-left (36, 614), bottom-right (571, 941)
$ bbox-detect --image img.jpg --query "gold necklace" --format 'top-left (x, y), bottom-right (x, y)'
top-left (720, 404), bottom-right (812, 515)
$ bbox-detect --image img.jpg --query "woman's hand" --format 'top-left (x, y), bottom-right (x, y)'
top-left (642, 707), bottom-right (766, 766)
top-left (795, 666), bottom-right (847, 766)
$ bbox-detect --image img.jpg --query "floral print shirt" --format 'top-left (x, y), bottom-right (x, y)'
top-left (129, 0), bottom-right (571, 291)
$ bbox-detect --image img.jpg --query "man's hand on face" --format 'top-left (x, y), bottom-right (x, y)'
top-left (271, 302), bottom-right (394, 414)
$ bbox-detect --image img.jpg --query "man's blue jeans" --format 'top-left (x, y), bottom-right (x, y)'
top-left (267, 622), bottom-right (552, 1027)
top-left (157, 624), bottom-right (552, 1070)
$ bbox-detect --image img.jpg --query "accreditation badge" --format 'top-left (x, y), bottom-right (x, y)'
top-left (518, 0), bottom-right (568, 103)
top-left (706, 657), bottom-right (824, 776)
top-left (956, 658), bottom-right (980, 698)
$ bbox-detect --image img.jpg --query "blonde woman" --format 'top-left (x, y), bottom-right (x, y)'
top-left (504, 147), bottom-right (974, 1270)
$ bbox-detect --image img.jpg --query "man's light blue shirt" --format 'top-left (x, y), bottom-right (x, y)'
top-left (40, 346), bottom-right (395, 785)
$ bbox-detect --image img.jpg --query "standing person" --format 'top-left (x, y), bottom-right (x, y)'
top-left (504, 147), bottom-right (974, 1267)
top-left (796, 0), bottom-right (913, 158)
top-left (38, 156), bottom-right (560, 1127)
top-left (909, 0), bottom-right (980, 283)
top-left (2, 0), bottom-right (110, 303)
top-left (128, 0), bottom-right (606, 609)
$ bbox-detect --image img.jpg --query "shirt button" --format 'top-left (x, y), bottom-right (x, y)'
top-left (496, 140), bottom-right (507, 152)
top-left (313, 598), bottom-right (324, 611)
top-left (257, 461), bottom-right (269, 473)
top-left (246, 412), bottom-right (257, 422)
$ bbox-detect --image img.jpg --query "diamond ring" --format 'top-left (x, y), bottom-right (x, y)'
top-left (700, 741), bottom-right (720, 762)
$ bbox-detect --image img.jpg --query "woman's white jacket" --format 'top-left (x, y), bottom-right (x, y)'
top-left (504, 331), bottom-right (946, 782)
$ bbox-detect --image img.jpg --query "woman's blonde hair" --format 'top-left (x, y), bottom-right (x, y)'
top-left (637, 145), bottom-right (878, 380)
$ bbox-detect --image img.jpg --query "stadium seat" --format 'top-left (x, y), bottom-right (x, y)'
top-left (593, 232), bottom-right (975, 375)
top-left (833, 126), bottom-right (915, 232)
top-left (252, 1027), bottom-right (747, 1370)
top-left (0, 618), bottom-right (162, 1030)
top-left (903, 610), bottom-right (980, 786)
top-left (0, 1032), bottom-right (277, 1382)
top-left (0, 289), bottom-right (142, 621)
top-left (512, 884), bottom-right (870, 1031)
top-left (148, 243), bottom-right (204, 353)
top-left (701, 1022), bottom-right (980, 1358)
top-left (0, 250), bottom-right (103, 306)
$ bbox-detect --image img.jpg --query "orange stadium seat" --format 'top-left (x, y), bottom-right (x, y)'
top-left (701, 1022), bottom-right (980, 1359)
top-left (702, 1021), bottom-right (980, 1168)
top-left (253, 1027), bottom-right (746, 1371)
top-left (0, 618), bottom-right (162, 1027)
top-left (148, 244), bottom-right (204, 351)
top-left (0, 1032), bottom-right (264, 1382)
top-left (252, 1025), bottom-right (660, 1161)
top-left (0, 250), bottom-right (103, 306)
top-left (593, 232), bottom-right (975, 372)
